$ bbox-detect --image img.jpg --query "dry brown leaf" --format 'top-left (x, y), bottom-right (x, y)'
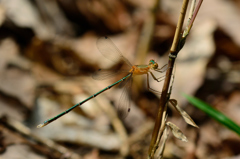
top-left (0, 39), bottom-right (35, 108)
top-left (0, 39), bottom-right (18, 72)
top-left (0, 96), bottom-right (25, 121)
top-left (0, 144), bottom-right (45, 159)
top-left (0, 0), bottom-right (51, 39)
top-left (169, 99), bottom-right (199, 128)
top-left (75, 0), bottom-right (131, 32)
top-left (155, 127), bottom-right (169, 159)
top-left (0, 68), bottom-right (36, 108)
top-left (0, 4), bottom-right (6, 26)
top-left (166, 122), bottom-right (188, 142)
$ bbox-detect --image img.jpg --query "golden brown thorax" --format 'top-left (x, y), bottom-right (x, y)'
top-left (130, 65), bottom-right (150, 75)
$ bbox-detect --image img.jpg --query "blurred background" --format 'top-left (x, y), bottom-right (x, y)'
top-left (0, 0), bottom-right (240, 159)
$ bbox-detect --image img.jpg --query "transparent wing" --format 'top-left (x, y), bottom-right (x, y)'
top-left (96, 37), bottom-right (132, 68)
top-left (117, 74), bottom-right (133, 119)
top-left (92, 69), bottom-right (129, 80)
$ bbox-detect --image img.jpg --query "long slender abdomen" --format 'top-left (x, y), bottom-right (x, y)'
top-left (37, 73), bottom-right (132, 128)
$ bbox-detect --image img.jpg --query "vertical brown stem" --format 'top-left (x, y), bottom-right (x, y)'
top-left (148, 0), bottom-right (189, 158)
top-left (148, 57), bottom-right (175, 157)
top-left (170, 0), bottom-right (189, 53)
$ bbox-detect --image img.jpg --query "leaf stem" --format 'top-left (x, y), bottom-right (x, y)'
top-left (186, 0), bottom-right (204, 34)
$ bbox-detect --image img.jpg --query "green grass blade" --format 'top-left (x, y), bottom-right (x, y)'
top-left (183, 94), bottom-right (240, 136)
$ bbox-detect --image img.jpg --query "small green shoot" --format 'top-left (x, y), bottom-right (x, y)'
top-left (184, 94), bottom-right (240, 136)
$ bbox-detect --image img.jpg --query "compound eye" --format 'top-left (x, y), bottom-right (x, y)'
top-left (154, 63), bottom-right (158, 69)
top-left (149, 60), bottom-right (154, 65)
top-left (149, 59), bottom-right (156, 64)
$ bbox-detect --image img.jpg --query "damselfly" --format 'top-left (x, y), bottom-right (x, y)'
top-left (37, 37), bottom-right (167, 128)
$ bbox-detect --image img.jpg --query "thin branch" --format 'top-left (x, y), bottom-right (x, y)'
top-left (0, 117), bottom-right (82, 159)
top-left (148, 0), bottom-right (189, 158)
